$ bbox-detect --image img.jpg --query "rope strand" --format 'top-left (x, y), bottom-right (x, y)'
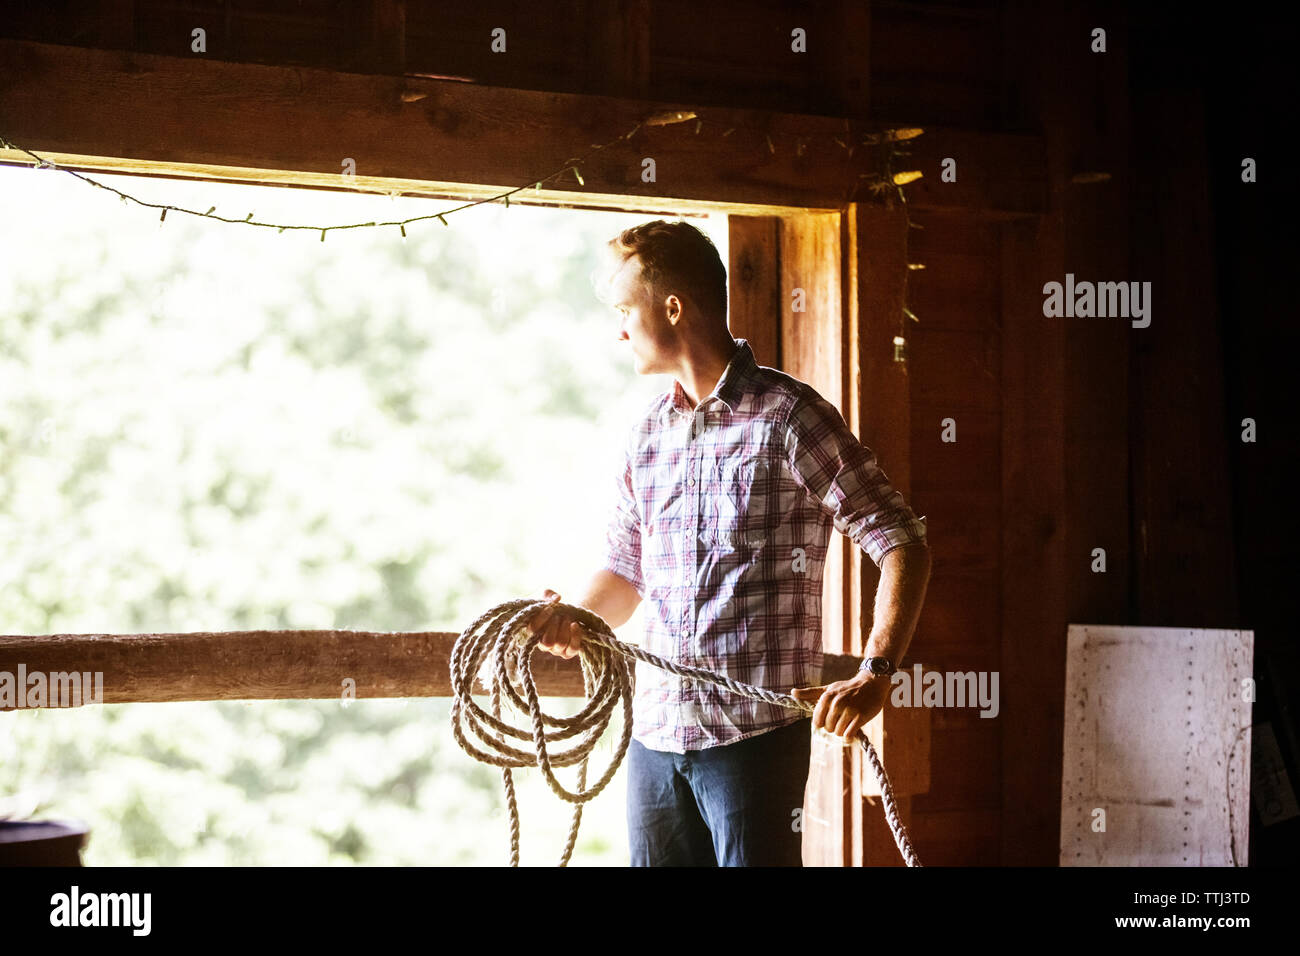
top-left (450, 598), bottom-right (921, 867)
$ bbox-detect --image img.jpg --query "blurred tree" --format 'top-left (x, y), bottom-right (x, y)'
top-left (0, 170), bottom-right (725, 864)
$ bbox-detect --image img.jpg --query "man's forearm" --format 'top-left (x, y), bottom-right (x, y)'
top-left (576, 567), bottom-right (642, 630)
top-left (864, 544), bottom-right (931, 667)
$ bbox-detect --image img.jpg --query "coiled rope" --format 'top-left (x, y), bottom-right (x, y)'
top-left (450, 597), bottom-right (921, 867)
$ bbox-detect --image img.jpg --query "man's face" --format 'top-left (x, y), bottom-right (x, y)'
top-left (608, 256), bottom-right (679, 375)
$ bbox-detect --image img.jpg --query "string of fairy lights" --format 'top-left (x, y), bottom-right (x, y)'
top-left (0, 108), bottom-right (926, 348)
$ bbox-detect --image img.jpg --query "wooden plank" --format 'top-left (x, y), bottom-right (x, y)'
top-left (1059, 1), bottom-right (1131, 633)
top-left (91, 0), bottom-right (138, 50)
top-left (911, 489), bottom-right (998, 575)
top-left (910, 328), bottom-right (1001, 415)
top-left (0, 629), bottom-right (868, 709)
top-left (727, 216), bottom-right (782, 368)
top-left (647, 1), bottom-right (821, 115)
top-left (847, 203), bottom-right (913, 501)
top-left (988, 0), bottom-right (1074, 868)
top-left (869, 1), bottom-right (1002, 127)
top-left (910, 722), bottom-right (999, 811)
top-left (911, 569), bottom-right (1000, 658)
top-left (781, 211), bottom-right (848, 705)
top-left (139, 2), bottom-right (346, 65)
top-left (0, 0), bottom-right (139, 50)
top-left (910, 211), bottom-right (1004, 255)
top-left (1000, 215), bottom-right (1067, 864)
top-left (911, 410), bottom-right (1000, 493)
top-left (0, 38), bottom-right (1045, 219)
top-left (910, 281), bottom-right (1000, 335)
top-left (859, 795), bottom-right (911, 868)
top-left (781, 213), bottom-right (845, 407)
top-left (841, 206), bottom-right (866, 770)
top-left (903, 128), bottom-right (1047, 219)
top-left (778, 211), bottom-right (849, 867)
top-left (802, 720), bottom-right (844, 866)
top-left (911, 807), bottom-right (1001, 864)
top-left (841, 207), bottom-right (869, 856)
top-left (843, 201), bottom-right (932, 865)
top-left (1128, 49), bottom-right (1238, 626)
top-left (829, 1), bottom-right (872, 120)
top-left (861, 694), bottom-right (931, 798)
top-left (403, 4), bottom-right (589, 90)
top-left (907, 216), bottom-right (1003, 332)
top-left (368, 0), bottom-right (407, 75)
top-left (581, 0), bottom-right (651, 100)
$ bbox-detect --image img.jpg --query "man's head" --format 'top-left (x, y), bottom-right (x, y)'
top-left (594, 220), bottom-right (729, 375)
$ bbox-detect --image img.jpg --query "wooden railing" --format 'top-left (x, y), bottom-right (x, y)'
top-left (0, 630), bottom-right (929, 804)
top-left (0, 630), bottom-right (867, 706)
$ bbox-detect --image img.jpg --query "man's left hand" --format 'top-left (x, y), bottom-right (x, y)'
top-left (791, 673), bottom-right (892, 740)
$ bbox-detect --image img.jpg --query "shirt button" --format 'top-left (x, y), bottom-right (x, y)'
top-left (688, 477), bottom-right (695, 487)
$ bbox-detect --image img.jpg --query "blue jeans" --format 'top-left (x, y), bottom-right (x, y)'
top-left (626, 718), bottom-right (812, 866)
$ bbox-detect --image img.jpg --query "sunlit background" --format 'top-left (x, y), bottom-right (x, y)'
top-left (0, 162), bottom-right (728, 865)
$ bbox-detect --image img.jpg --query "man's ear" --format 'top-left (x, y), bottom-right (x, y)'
top-left (664, 294), bottom-right (684, 325)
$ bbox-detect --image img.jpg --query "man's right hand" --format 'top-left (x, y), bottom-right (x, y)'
top-left (531, 588), bottom-right (584, 660)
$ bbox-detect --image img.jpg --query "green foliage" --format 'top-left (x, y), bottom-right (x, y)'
top-left (0, 169), bottom-right (728, 865)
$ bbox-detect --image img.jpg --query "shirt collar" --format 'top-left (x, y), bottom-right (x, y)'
top-left (669, 338), bottom-right (755, 417)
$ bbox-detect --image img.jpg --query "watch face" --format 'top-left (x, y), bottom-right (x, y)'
top-left (870, 659), bottom-right (891, 675)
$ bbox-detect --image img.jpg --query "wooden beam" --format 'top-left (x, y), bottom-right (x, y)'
top-left (999, 217), bottom-right (1068, 865)
top-left (1128, 39), bottom-right (1238, 626)
top-left (0, 38), bottom-right (1043, 219)
top-left (727, 216), bottom-right (782, 368)
top-left (777, 212), bottom-right (853, 867)
top-left (780, 212), bottom-right (846, 666)
top-left (843, 200), bottom-right (930, 864)
top-left (0, 630), bottom-right (867, 710)
top-left (993, 0), bottom-right (1070, 868)
top-left (1056, 0), bottom-right (1131, 631)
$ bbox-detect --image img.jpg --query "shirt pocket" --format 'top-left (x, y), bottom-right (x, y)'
top-left (710, 456), bottom-right (774, 552)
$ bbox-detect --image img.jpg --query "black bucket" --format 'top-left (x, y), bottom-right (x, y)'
top-left (0, 820), bottom-right (89, 866)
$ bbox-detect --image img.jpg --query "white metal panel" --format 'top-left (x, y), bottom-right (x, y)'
top-left (1060, 625), bottom-right (1253, 866)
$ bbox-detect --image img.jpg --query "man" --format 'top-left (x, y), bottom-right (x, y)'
top-left (532, 219), bottom-right (931, 866)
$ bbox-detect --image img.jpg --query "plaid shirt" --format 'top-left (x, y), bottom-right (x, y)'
top-left (599, 338), bottom-right (927, 753)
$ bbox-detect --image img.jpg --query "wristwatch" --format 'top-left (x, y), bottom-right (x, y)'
top-left (858, 656), bottom-right (896, 676)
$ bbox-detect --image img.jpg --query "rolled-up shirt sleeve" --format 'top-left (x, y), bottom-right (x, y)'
top-left (782, 392), bottom-right (927, 568)
top-left (598, 444), bottom-right (646, 597)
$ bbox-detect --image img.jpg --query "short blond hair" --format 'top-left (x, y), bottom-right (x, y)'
top-left (599, 220), bottom-right (727, 323)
